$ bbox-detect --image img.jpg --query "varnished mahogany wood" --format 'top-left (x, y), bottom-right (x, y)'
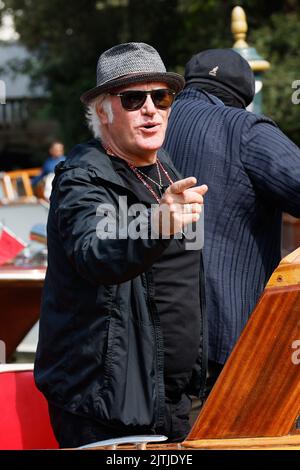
top-left (183, 434), bottom-right (300, 450)
top-left (184, 248), bottom-right (300, 443)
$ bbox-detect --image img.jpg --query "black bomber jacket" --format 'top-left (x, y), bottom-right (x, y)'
top-left (34, 139), bottom-right (207, 433)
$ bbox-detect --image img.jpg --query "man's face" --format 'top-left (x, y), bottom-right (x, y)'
top-left (99, 82), bottom-right (171, 162)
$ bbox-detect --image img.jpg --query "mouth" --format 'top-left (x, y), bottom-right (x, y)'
top-left (140, 123), bottom-right (160, 132)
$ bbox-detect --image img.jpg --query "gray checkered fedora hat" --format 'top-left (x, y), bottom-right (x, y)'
top-left (80, 42), bottom-right (185, 104)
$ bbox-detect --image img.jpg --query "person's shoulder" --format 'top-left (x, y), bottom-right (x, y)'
top-left (172, 89), bottom-right (250, 126)
top-left (176, 88), bottom-right (276, 125)
top-left (214, 107), bottom-right (278, 134)
top-left (67, 139), bottom-right (102, 160)
top-left (242, 110), bottom-right (278, 131)
top-left (50, 139), bottom-right (103, 183)
top-left (62, 139), bottom-right (106, 171)
top-left (53, 139), bottom-right (122, 188)
top-left (42, 156), bottom-right (55, 167)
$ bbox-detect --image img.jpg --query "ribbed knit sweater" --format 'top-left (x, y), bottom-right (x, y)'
top-left (164, 88), bottom-right (300, 363)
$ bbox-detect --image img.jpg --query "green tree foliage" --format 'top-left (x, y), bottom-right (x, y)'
top-left (252, 11), bottom-right (300, 145)
top-left (2, 0), bottom-right (300, 146)
top-left (1, 0), bottom-right (187, 145)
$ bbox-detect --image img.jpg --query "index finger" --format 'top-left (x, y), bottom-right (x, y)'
top-left (186, 184), bottom-right (208, 196)
top-left (168, 177), bottom-right (197, 195)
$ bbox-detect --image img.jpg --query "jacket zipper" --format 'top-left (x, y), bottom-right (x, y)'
top-left (143, 271), bottom-right (166, 429)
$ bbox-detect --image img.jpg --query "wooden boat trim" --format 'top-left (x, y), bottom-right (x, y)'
top-left (182, 434), bottom-right (300, 450)
top-left (79, 435), bottom-right (300, 450)
top-left (0, 269), bottom-right (45, 283)
top-left (0, 267), bottom-right (46, 359)
top-left (267, 247), bottom-right (300, 287)
top-left (183, 248), bottom-right (300, 444)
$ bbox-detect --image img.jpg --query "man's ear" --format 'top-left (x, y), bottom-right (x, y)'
top-left (96, 100), bottom-right (109, 125)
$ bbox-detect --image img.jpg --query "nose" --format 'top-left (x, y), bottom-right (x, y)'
top-left (141, 94), bottom-right (156, 115)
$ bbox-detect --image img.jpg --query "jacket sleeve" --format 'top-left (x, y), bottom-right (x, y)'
top-left (53, 168), bottom-right (171, 285)
top-left (242, 120), bottom-right (300, 217)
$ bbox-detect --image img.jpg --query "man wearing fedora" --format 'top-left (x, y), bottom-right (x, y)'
top-left (165, 48), bottom-right (300, 396)
top-left (34, 42), bottom-right (208, 447)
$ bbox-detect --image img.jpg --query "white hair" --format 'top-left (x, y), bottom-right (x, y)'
top-left (85, 94), bottom-right (114, 139)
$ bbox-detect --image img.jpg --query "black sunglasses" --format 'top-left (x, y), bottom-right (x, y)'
top-left (109, 89), bottom-right (176, 111)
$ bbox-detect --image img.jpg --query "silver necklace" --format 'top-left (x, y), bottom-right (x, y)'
top-left (134, 162), bottom-right (163, 190)
top-left (100, 140), bottom-right (173, 202)
top-left (127, 160), bottom-right (174, 203)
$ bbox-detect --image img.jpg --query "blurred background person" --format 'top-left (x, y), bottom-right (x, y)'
top-left (32, 141), bottom-right (66, 200)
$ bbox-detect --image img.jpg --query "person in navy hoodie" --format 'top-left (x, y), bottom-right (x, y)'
top-left (164, 48), bottom-right (300, 397)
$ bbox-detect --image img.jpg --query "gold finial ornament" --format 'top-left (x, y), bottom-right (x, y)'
top-left (231, 6), bottom-right (248, 48)
top-left (231, 6), bottom-right (270, 73)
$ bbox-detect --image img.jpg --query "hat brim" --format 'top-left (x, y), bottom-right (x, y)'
top-left (80, 72), bottom-right (185, 104)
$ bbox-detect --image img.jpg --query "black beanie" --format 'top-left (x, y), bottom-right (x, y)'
top-left (185, 48), bottom-right (255, 107)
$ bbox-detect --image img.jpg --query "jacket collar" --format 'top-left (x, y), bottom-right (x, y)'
top-left (56, 138), bottom-right (179, 187)
top-left (177, 86), bottom-right (225, 106)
